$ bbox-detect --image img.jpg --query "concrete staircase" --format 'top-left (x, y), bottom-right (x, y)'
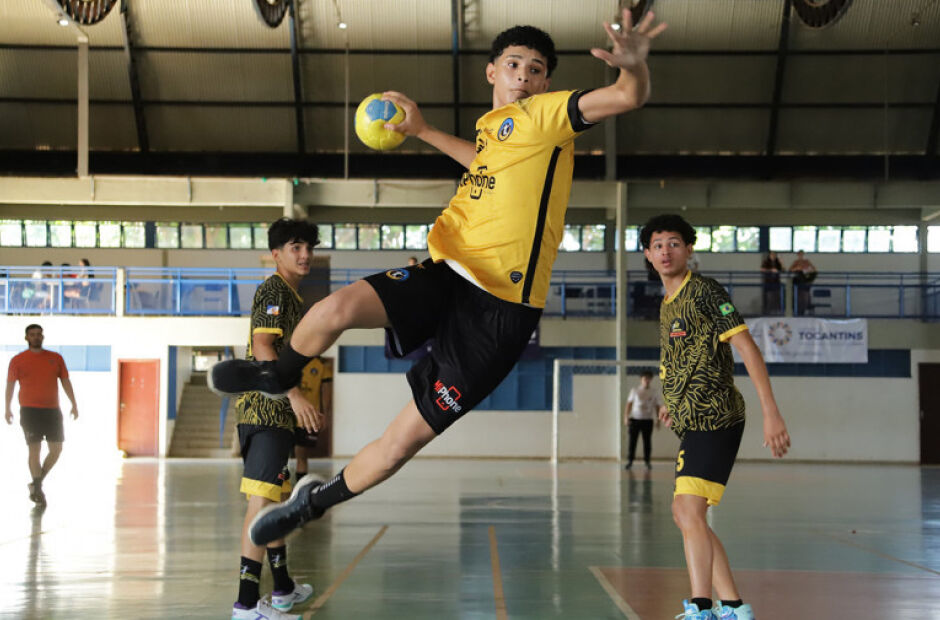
top-left (169, 372), bottom-right (238, 458)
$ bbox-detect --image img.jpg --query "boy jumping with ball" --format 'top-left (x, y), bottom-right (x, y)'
top-left (209, 9), bottom-right (667, 554)
top-left (642, 214), bottom-right (791, 620)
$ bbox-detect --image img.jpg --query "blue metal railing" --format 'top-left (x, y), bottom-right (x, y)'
top-left (2, 266), bottom-right (939, 320)
top-left (0, 266), bottom-right (116, 314)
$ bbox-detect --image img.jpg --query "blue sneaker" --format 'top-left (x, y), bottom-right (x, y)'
top-left (715, 603), bottom-right (755, 619)
top-left (249, 474), bottom-right (325, 546)
top-left (676, 600), bottom-right (717, 619)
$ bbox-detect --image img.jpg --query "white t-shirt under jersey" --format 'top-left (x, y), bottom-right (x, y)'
top-left (627, 385), bottom-right (662, 421)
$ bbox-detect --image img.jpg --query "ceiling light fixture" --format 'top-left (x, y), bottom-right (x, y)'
top-left (57, 17), bottom-right (70, 26)
top-left (338, 21), bottom-right (347, 29)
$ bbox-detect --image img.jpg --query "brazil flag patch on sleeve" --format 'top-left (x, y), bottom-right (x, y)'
top-left (719, 302), bottom-right (735, 316)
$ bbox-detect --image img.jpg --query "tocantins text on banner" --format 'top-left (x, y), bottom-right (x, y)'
top-left (736, 317), bottom-right (868, 364)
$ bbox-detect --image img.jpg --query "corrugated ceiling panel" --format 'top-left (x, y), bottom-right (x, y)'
top-left (0, 49), bottom-right (129, 99)
top-left (783, 54), bottom-right (940, 104)
top-left (646, 0), bottom-right (782, 51)
top-left (0, 103), bottom-right (136, 150)
top-left (776, 108), bottom-right (932, 154)
top-left (132, 0), bottom-right (288, 48)
top-left (0, 0), bottom-right (124, 46)
top-left (147, 106), bottom-right (295, 152)
top-left (467, 0), bottom-right (613, 50)
top-left (300, 0), bottom-right (451, 50)
top-left (618, 108), bottom-right (769, 155)
top-left (303, 54), bottom-right (454, 104)
top-left (648, 55), bottom-right (776, 103)
top-left (138, 52), bottom-right (293, 101)
top-left (790, 0), bottom-right (940, 50)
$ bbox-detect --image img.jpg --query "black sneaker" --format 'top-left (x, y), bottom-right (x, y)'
top-left (249, 474), bottom-right (325, 546)
top-left (207, 359), bottom-right (286, 399)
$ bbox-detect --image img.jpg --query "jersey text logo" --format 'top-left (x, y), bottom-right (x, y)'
top-left (670, 317), bottom-right (687, 338)
top-left (461, 165), bottom-right (496, 200)
top-left (433, 380), bottom-right (463, 413)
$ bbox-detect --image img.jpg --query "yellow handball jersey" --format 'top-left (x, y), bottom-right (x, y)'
top-left (298, 356), bottom-right (332, 412)
top-left (427, 90), bottom-right (593, 308)
top-left (236, 273), bottom-right (304, 431)
top-left (659, 271), bottom-right (749, 437)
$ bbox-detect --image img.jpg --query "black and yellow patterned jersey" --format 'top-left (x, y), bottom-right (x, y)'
top-left (236, 273), bottom-right (304, 430)
top-left (427, 89), bottom-right (593, 308)
top-left (298, 356), bottom-right (332, 411)
top-left (659, 271), bottom-right (749, 436)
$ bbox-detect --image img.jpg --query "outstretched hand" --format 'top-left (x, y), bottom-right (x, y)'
top-left (382, 91), bottom-right (428, 137)
top-left (590, 8), bottom-right (667, 71)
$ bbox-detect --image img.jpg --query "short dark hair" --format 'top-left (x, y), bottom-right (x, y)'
top-left (640, 214), bottom-right (697, 249)
top-left (25, 324), bottom-right (42, 334)
top-left (489, 26), bottom-right (557, 77)
top-left (267, 218), bottom-right (319, 251)
top-left (640, 370), bottom-right (653, 379)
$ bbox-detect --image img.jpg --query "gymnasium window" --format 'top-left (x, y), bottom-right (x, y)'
top-left (560, 224), bottom-right (606, 252)
top-left (693, 227), bottom-right (712, 251)
top-left (253, 223), bottom-right (269, 249)
top-left (817, 227), bottom-right (841, 253)
top-left (793, 226), bottom-right (817, 252)
top-left (561, 225), bottom-right (581, 251)
top-left (404, 225), bottom-right (428, 250)
top-left (98, 222), bottom-right (121, 247)
top-left (623, 227), bottom-right (639, 252)
top-left (842, 227), bottom-right (866, 252)
top-left (24, 220), bottom-right (47, 247)
top-left (229, 224), bottom-right (252, 249)
top-left (928, 226), bottom-right (940, 253)
top-left (181, 224), bottom-right (203, 248)
top-left (74, 221), bottom-right (97, 247)
top-left (316, 224), bottom-right (333, 249)
top-left (122, 222), bottom-right (146, 248)
top-left (156, 222), bottom-right (180, 249)
top-left (205, 224), bottom-right (227, 249)
top-left (380, 225), bottom-right (404, 249)
top-left (769, 227), bottom-right (792, 251)
top-left (50, 221), bottom-right (72, 247)
top-left (334, 224), bottom-right (356, 249)
top-left (0, 220), bottom-right (23, 246)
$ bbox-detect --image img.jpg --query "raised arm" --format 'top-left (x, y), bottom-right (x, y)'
top-left (383, 91), bottom-right (477, 169)
top-left (578, 9), bottom-right (667, 124)
top-left (728, 330), bottom-right (790, 457)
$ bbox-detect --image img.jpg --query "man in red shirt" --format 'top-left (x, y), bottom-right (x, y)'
top-left (5, 324), bottom-right (79, 505)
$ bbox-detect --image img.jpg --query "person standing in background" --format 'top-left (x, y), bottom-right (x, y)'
top-left (5, 324), bottom-right (79, 506)
top-left (623, 370), bottom-right (662, 470)
top-left (760, 251), bottom-right (783, 315)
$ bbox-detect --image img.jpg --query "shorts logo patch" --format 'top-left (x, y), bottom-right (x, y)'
top-left (386, 268), bottom-right (410, 281)
top-left (433, 380), bottom-right (463, 414)
top-left (510, 271), bottom-right (523, 284)
top-left (497, 118), bottom-right (514, 141)
top-left (670, 317), bottom-right (687, 338)
top-left (265, 305), bottom-right (280, 315)
top-left (720, 302), bottom-right (735, 316)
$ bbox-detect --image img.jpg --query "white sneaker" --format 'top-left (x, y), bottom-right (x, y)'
top-left (271, 582), bottom-right (314, 611)
top-left (231, 595), bottom-right (301, 620)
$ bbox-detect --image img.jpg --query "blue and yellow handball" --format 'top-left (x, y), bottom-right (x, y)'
top-left (354, 93), bottom-right (406, 151)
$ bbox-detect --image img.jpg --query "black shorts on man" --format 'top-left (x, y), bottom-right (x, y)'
top-left (238, 424), bottom-right (295, 502)
top-left (20, 407), bottom-right (64, 444)
top-left (673, 421), bottom-right (745, 506)
top-left (364, 259), bottom-right (542, 435)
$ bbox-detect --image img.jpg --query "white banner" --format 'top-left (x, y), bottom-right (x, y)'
top-left (739, 317), bottom-right (868, 364)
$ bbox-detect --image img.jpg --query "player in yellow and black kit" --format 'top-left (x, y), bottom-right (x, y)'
top-left (643, 214), bottom-right (791, 620)
top-left (230, 218), bottom-right (323, 620)
top-left (209, 9), bottom-right (668, 552)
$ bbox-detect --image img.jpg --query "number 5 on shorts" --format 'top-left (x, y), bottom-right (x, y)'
top-left (676, 449), bottom-right (685, 473)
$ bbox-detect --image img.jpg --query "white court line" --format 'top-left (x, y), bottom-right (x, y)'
top-left (589, 566), bottom-right (641, 620)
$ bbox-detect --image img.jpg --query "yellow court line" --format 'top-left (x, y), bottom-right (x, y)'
top-left (303, 525), bottom-right (389, 618)
top-left (589, 566), bottom-right (642, 620)
top-left (489, 526), bottom-right (508, 620)
top-left (818, 531), bottom-right (940, 577)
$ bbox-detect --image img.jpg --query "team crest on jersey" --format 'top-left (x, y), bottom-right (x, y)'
top-left (510, 271), bottom-right (523, 284)
top-left (265, 305), bottom-right (280, 315)
top-left (669, 317), bottom-right (687, 338)
top-left (497, 118), bottom-right (514, 141)
top-left (386, 268), bottom-right (410, 281)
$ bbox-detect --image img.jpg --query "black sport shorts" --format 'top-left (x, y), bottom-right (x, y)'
top-left (673, 421), bottom-right (745, 506)
top-left (20, 407), bottom-right (64, 444)
top-left (294, 425), bottom-right (319, 448)
top-left (365, 260), bottom-right (542, 434)
top-left (238, 424), bottom-right (294, 501)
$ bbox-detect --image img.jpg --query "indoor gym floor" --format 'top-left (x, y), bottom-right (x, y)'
top-left (2, 458), bottom-right (938, 619)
